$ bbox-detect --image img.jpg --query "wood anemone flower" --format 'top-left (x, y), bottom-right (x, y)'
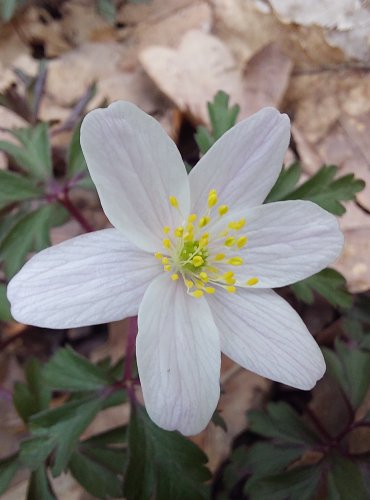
top-left (8, 102), bottom-right (343, 436)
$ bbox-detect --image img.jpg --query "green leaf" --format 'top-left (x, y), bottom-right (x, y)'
top-left (0, 203), bottom-right (68, 278)
top-left (0, 283), bottom-right (12, 321)
top-left (69, 435), bottom-right (126, 498)
top-left (96, 0), bottom-right (117, 24)
top-left (19, 436), bottom-right (55, 470)
top-left (43, 346), bottom-right (115, 392)
top-left (248, 402), bottom-right (321, 446)
top-left (66, 121), bottom-right (88, 179)
top-left (291, 268), bottom-right (352, 309)
top-left (194, 91), bottom-right (240, 154)
top-left (194, 126), bottom-right (215, 155)
top-left (267, 164), bottom-right (365, 216)
top-left (0, 170), bottom-right (43, 208)
top-left (323, 341), bottom-right (370, 408)
top-left (13, 358), bottom-right (51, 423)
top-left (26, 466), bottom-right (56, 500)
top-left (82, 425), bottom-right (127, 447)
top-left (0, 454), bottom-right (19, 495)
top-left (249, 465), bottom-right (322, 500)
top-left (30, 397), bottom-right (103, 476)
top-left (264, 163), bottom-right (301, 203)
top-left (327, 454), bottom-right (368, 500)
top-left (0, 123), bottom-right (52, 179)
top-left (123, 404), bottom-right (210, 500)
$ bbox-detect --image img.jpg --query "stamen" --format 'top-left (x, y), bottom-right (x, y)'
top-left (214, 253), bottom-right (225, 261)
top-left (163, 265), bottom-right (171, 272)
top-left (174, 227), bottom-right (184, 237)
top-left (154, 252), bottom-right (162, 259)
top-left (224, 237), bottom-right (236, 247)
top-left (199, 272), bottom-right (208, 282)
top-left (163, 226), bottom-right (170, 234)
top-left (163, 239), bottom-right (171, 249)
top-left (169, 196), bottom-right (179, 208)
top-left (205, 286), bottom-right (216, 294)
top-left (161, 257), bottom-right (169, 264)
top-left (218, 205), bottom-right (229, 216)
top-left (228, 257), bottom-right (243, 266)
top-left (246, 277), bottom-right (259, 286)
top-left (192, 256), bottom-right (204, 267)
top-left (188, 214), bottom-right (197, 223)
top-left (237, 236), bottom-right (248, 248)
top-left (171, 273), bottom-right (179, 281)
top-left (225, 286), bottom-right (236, 293)
top-left (199, 216), bottom-right (210, 228)
top-left (192, 290), bottom-right (204, 298)
top-left (208, 189), bottom-right (218, 208)
top-left (185, 279), bottom-right (194, 288)
top-left (228, 218), bottom-right (246, 230)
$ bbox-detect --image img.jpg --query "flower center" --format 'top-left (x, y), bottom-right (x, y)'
top-left (154, 189), bottom-right (259, 298)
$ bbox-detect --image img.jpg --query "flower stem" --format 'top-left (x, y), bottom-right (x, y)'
top-left (58, 192), bottom-right (94, 233)
top-left (123, 316), bottom-right (138, 384)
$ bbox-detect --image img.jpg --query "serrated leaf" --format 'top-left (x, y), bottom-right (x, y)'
top-left (248, 402), bottom-right (320, 445)
top-left (327, 454), bottom-right (368, 500)
top-left (0, 283), bottom-right (12, 321)
top-left (26, 466), bottom-right (56, 500)
top-left (30, 396), bottom-right (103, 476)
top-left (0, 170), bottom-right (43, 208)
top-left (0, 203), bottom-right (68, 278)
top-left (194, 91), bottom-right (240, 154)
top-left (291, 268), bottom-right (352, 309)
top-left (13, 358), bottom-right (51, 423)
top-left (123, 404), bottom-right (210, 500)
top-left (43, 346), bottom-right (114, 392)
top-left (264, 163), bottom-right (301, 203)
top-left (0, 454), bottom-right (19, 496)
top-left (249, 465), bottom-right (322, 500)
top-left (67, 121), bottom-right (88, 179)
top-left (323, 341), bottom-right (370, 409)
top-left (267, 164), bottom-right (364, 215)
top-left (0, 123), bottom-right (52, 179)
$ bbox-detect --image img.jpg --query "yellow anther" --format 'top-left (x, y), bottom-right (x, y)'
top-left (199, 235), bottom-right (209, 248)
top-left (188, 214), bottom-right (197, 223)
top-left (192, 256), bottom-right (204, 267)
top-left (218, 205), bottom-right (229, 216)
top-left (171, 273), bottom-right (179, 281)
top-left (163, 265), bottom-right (171, 272)
top-left (186, 223), bottom-right (194, 232)
top-left (205, 286), bottom-right (216, 294)
top-left (214, 253), bottom-right (225, 261)
top-left (185, 279), bottom-right (194, 288)
top-left (237, 236), bottom-right (248, 248)
top-left (223, 271), bottom-right (235, 285)
top-left (154, 252), bottom-right (162, 259)
top-left (169, 196), bottom-right (179, 208)
top-left (225, 286), bottom-right (236, 293)
top-left (163, 226), bottom-right (170, 234)
top-left (229, 218), bottom-right (246, 231)
top-left (206, 266), bottom-right (220, 274)
top-left (224, 237), bottom-right (236, 247)
top-left (192, 290), bottom-right (204, 298)
top-left (228, 257), bottom-right (243, 266)
top-left (161, 257), bottom-right (169, 264)
top-left (246, 277), bottom-right (259, 286)
top-left (183, 232), bottom-right (194, 242)
top-left (199, 272), bottom-right (208, 282)
top-left (163, 239), bottom-right (171, 249)
top-left (174, 227), bottom-right (184, 238)
top-left (199, 216), bottom-right (210, 228)
top-left (208, 190), bottom-right (218, 208)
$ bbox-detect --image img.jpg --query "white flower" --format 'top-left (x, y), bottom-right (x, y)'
top-left (8, 102), bottom-right (343, 435)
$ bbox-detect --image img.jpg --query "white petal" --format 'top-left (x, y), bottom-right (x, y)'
top-left (137, 274), bottom-right (221, 435)
top-left (189, 107), bottom-right (290, 214)
top-left (208, 288), bottom-right (325, 390)
top-left (7, 229), bottom-right (161, 329)
top-left (209, 200), bottom-right (343, 288)
top-left (81, 102), bottom-right (190, 252)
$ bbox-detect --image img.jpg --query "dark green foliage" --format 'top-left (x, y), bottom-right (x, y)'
top-left (195, 91), bottom-right (240, 154)
top-left (124, 404), bottom-right (211, 500)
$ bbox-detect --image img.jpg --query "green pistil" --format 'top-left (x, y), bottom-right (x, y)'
top-left (180, 240), bottom-right (208, 272)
